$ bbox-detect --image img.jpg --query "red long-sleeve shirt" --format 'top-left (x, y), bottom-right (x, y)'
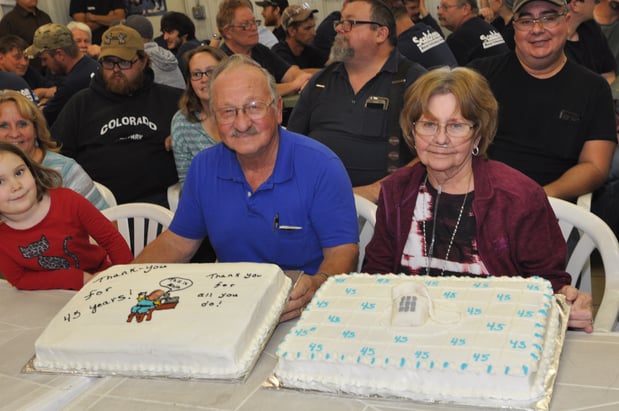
top-left (0, 188), bottom-right (132, 290)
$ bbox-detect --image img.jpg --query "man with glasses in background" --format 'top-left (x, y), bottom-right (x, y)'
top-left (134, 55), bottom-right (359, 323)
top-left (287, 0), bottom-right (425, 203)
top-left (469, 0), bottom-right (616, 201)
top-left (25, 24), bottom-right (99, 127)
top-left (438, 0), bottom-right (508, 64)
top-left (217, 0), bottom-right (311, 96)
top-left (51, 25), bottom-right (181, 208)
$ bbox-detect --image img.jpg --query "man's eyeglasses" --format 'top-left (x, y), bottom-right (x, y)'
top-left (190, 68), bottom-right (214, 81)
top-left (100, 57), bottom-right (139, 70)
top-left (228, 19), bottom-right (261, 31)
top-left (412, 120), bottom-right (477, 139)
top-left (512, 11), bottom-right (566, 31)
top-left (333, 20), bottom-right (383, 32)
top-left (213, 99), bottom-right (275, 124)
top-left (437, 4), bottom-right (460, 10)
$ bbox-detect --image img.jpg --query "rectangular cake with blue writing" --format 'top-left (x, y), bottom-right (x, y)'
top-left (33, 263), bottom-right (291, 379)
top-left (274, 273), bottom-right (565, 408)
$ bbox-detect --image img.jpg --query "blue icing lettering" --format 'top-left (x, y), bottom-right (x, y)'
top-left (533, 343), bottom-right (542, 351)
top-left (310, 353), bottom-right (315, 360)
top-left (335, 278), bottom-right (346, 283)
top-left (523, 365), bottom-right (529, 376)
top-left (443, 361), bottom-right (449, 368)
top-left (371, 357), bottom-right (376, 365)
top-left (430, 361), bottom-right (435, 369)
top-left (534, 322), bottom-right (544, 328)
top-left (504, 366), bottom-right (510, 375)
top-left (534, 332), bottom-right (543, 339)
top-left (340, 354), bottom-right (346, 361)
top-left (416, 361), bottom-right (421, 369)
top-left (296, 352), bottom-right (301, 359)
top-left (385, 358), bottom-right (389, 365)
top-left (486, 365), bottom-right (492, 374)
top-left (538, 309), bottom-right (548, 316)
top-left (460, 363), bottom-right (468, 370)
top-left (282, 352), bottom-right (288, 358)
top-left (530, 352), bottom-right (539, 360)
top-left (400, 358), bottom-right (406, 367)
top-left (356, 356), bottom-right (361, 364)
top-left (325, 353), bottom-right (330, 360)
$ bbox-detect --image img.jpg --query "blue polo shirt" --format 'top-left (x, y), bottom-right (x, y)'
top-left (170, 127), bottom-right (359, 274)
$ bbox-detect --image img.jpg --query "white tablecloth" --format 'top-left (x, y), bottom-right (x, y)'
top-left (1, 279), bottom-right (619, 411)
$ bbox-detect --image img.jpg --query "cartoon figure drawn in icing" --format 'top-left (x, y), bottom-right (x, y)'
top-left (126, 276), bottom-right (192, 323)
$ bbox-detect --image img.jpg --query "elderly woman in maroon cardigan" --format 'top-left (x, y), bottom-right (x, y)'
top-left (363, 67), bottom-right (593, 332)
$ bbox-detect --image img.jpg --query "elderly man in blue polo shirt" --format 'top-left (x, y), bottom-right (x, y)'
top-left (134, 55), bottom-right (359, 322)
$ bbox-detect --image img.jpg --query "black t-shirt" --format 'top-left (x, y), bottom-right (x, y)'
top-left (397, 23), bottom-right (457, 69)
top-left (271, 41), bottom-right (328, 69)
top-left (469, 52), bottom-right (616, 186)
top-left (447, 16), bottom-right (509, 65)
top-left (565, 19), bottom-right (616, 75)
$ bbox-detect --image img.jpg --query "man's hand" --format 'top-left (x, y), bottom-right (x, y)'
top-left (279, 274), bottom-right (326, 322)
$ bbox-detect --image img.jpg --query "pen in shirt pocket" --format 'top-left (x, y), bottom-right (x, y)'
top-left (273, 212), bottom-right (302, 231)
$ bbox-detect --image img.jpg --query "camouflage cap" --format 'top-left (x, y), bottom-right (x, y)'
top-left (25, 24), bottom-right (74, 58)
top-left (99, 25), bottom-right (144, 61)
top-left (282, 5), bottom-right (318, 30)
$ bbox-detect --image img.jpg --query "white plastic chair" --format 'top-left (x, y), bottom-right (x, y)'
top-left (549, 197), bottom-right (619, 332)
top-left (94, 181), bottom-right (117, 207)
top-left (102, 203), bottom-right (174, 257)
top-left (167, 182), bottom-right (182, 213)
top-left (354, 194), bottom-right (377, 272)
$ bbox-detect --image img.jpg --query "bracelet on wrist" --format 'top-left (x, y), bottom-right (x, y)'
top-left (317, 272), bottom-right (330, 281)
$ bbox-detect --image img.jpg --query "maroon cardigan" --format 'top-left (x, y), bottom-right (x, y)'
top-left (363, 158), bottom-right (571, 292)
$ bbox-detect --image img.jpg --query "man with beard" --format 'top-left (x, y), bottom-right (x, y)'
top-left (51, 25), bottom-right (181, 208)
top-left (25, 24), bottom-right (99, 126)
top-left (271, 4), bottom-right (329, 70)
top-left (286, 0), bottom-right (425, 202)
top-left (256, 0), bottom-right (289, 41)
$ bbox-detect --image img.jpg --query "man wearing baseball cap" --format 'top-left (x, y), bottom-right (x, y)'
top-left (51, 25), bottom-right (182, 208)
top-left (272, 4), bottom-right (328, 70)
top-left (469, 0), bottom-right (616, 202)
top-left (26, 23), bottom-right (99, 126)
top-left (256, 0), bottom-right (289, 41)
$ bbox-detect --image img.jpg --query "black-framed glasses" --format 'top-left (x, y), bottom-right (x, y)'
top-left (412, 120), bottom-right (477, 139)
top-left (333, 20), bottom-right (383, 32)
top-left (213, 99), bottom-right (275, 124)
top-left (512, 11), bottom-right (566, 31)
top-left (100, 57), bottom-right (139, 70)
top-left (190, 68), bottom-right (214, 81)
top-left (228, 19), bottom-right (261, 31)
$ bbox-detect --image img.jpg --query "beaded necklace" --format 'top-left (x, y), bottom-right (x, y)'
top-left (422, 174), bottom-right (471, 276)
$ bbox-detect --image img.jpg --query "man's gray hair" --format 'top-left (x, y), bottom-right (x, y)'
top-left (208, 54), bottom-right (278, 110)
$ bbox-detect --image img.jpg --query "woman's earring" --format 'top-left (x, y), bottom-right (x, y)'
top-left (472, 146), bottom-right (479, 156)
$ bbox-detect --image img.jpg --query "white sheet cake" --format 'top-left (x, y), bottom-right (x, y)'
top-left (275, 273), bottom-right (564, 407)
top-left (34, 263), bottom-right (291, 379)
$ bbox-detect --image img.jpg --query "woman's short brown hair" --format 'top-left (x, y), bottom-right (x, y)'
top-left (400, 66), bottom-right (498, 158)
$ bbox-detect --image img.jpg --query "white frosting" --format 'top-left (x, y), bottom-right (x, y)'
top-left (34, 263), bottom-right (291, 379)
top-left (275, 274), bottom-right (560, 405)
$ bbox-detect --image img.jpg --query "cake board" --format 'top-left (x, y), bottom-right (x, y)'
top-left (263, 295), bottom-right (569, 411)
